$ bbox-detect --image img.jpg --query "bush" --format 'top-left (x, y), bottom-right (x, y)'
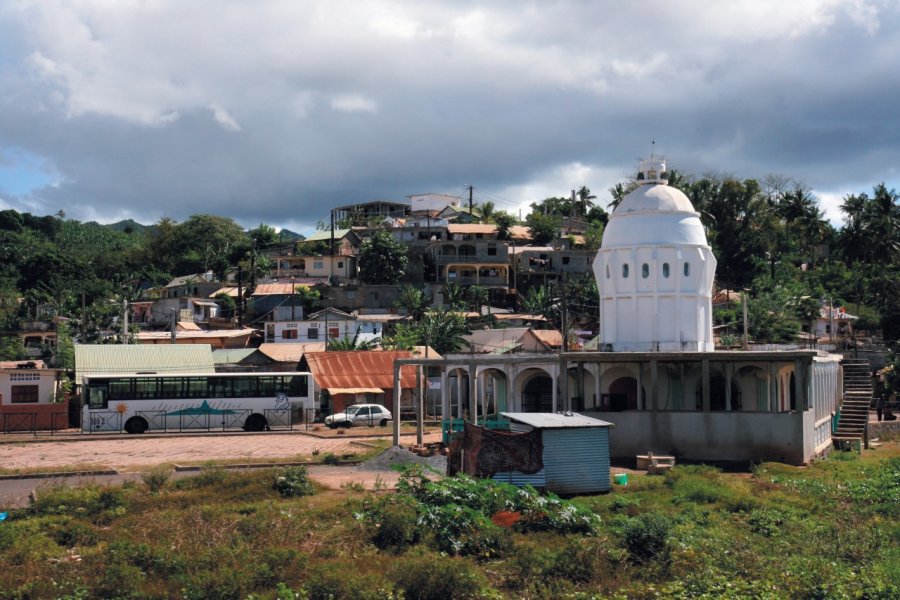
top-left (622, 513), bottom-right (672, 563)
top-left (272, 466), bottom-right (315, 498)
top-left (141, 467), bottom-right (171, 495)
top-left (392, 552), bottom-right (489, 600)
top-left (371, 498), bottom-right (421, 551)
top-left (303, 562), bottom-right (396, 600)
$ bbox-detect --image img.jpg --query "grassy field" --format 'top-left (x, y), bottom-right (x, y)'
top-left (0, 444), bottom-right (897, 599)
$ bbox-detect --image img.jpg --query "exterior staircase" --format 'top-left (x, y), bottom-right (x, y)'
top-left (833, 358), bottom-right (873, 449)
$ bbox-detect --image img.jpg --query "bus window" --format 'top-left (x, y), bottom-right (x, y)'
top-left (232, 376), bottom-right (259, 398)
top-left (287, 376), bottom-right (308, 397)
top-left (87, 384), bottom-right (108, 409)
top-left (109, 379), bottom-right (133, 400)
top-left (134, 378), bottom-right (158, 399)
top-left (257, 377), bottom-right (276, 397)
top-left (209, 377), bottom-right (231, 398)
top-left (160, 377), bottom-right (183, 399)
top-left (183, 377), bottom-right (205, 398)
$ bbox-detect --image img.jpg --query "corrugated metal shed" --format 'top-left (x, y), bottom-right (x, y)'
top-left (211, 348), bottom-right (267, 365)
top-left (74, 344), bottom-right (215, 382)
top-left (303, 351), bottom-right (418, 390)
top-left (502, 412), bottom-right (614, 429)
top-left (500, 412), bottom-right (612, 494)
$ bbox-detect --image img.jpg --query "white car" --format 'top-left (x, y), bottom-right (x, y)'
top-left (325, 404), bottom-right (392, 428)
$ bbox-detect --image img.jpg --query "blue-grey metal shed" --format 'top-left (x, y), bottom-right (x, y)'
top-left (494, 412), bottom-right (613, 494)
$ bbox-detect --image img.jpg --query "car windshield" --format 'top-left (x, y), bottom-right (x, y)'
top-left (344, 406), bottom-right (362, 415)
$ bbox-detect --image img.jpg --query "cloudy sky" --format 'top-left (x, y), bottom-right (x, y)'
top-left (1, 0), bottom-right (898, 234)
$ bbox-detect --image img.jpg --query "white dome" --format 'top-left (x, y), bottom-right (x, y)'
top-left (617, 182), bottom-right (697, 214)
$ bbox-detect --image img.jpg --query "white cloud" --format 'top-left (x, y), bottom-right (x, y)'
top-left (330, 94), bottom-right (378, 114)
top-left (210, 104), bottom-right (241, 131)
top-left (815, 190), bottom-right (850, 226)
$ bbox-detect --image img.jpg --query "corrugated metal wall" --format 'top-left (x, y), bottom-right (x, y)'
top-left (542, 428), bottom-right (610, 494)
top-left (492, 469), bottom-right (546, 487)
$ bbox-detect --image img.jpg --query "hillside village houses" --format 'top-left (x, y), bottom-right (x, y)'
top-left (1, 157), bottom-right (862, 469)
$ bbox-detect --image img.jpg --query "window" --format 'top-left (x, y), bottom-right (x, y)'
top-left (605, 265), bottom-right (610, 279)
top-left (337, 261), bottom-right (344, 268)
top-left (684, 262), bottom-right (691, 276)
top-left (642, 263), bottom-right (649, 278)
top-left (487, 244), bottom-right (497, 256)
top-left (283, 329), bottom-right (298, 340)
top-left (11, 385), bottom-right (38, 404)
top-left (662, 263), bottom-right (670, 278)
top-left (563, 256), bottom-right (570, 265)
top-left (313, 260), bottom-right (324, 269)
top-left (307, 328), bottom-right (319, 339)
top-left (622, 264), bottom-right (629, 278)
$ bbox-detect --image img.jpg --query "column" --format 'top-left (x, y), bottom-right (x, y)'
top-left (701, 359), bottom-right (711, 412)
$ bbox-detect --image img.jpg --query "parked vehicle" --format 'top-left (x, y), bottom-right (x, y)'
top-left (325, 404), bottom-right (392, 428)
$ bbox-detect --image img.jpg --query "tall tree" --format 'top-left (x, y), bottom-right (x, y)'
top-left (358, 230), bottom-right (408, 284)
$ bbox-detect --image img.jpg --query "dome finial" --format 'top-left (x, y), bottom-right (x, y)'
top-left (638, 152), bottom-right (667, 185)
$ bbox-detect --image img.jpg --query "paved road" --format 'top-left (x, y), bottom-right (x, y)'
top-left (0, 430), bottom-right (441, 509)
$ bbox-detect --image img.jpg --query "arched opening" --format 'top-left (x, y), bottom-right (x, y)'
top-left (609, 377), bottom-right (639, 411)
top-left (522, 375), bottom-right (553, 412)
top-left (480, 369), bottom-right (509, 417)
top-left (695, 375), bottom-right (741, 411)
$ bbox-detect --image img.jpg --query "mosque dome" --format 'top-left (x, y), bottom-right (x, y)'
top-left (592, 156), bottom-right (717, 352)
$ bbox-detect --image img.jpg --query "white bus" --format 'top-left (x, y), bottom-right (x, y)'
top-left (81, 372), bottom-right (314, 434)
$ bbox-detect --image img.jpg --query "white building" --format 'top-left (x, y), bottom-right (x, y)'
top-left (593, 158), bottom-right (716, 351)
top-left (264, 308), bottom-right (383, 344)
top-left (411, 156), bottom-right (849, 465)
top-left (408, 193), bottom-right (462, 215)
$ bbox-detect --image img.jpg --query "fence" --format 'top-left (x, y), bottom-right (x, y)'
top-left (0, 404), bottom-right (71, 436)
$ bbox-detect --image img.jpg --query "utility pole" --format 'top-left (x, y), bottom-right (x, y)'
top-left (291, 277), bottom-right (296, 321)
top-left (468, 185), bottom-right (473, 214)
top-left (170, 309), bottom-right (177, 344)
top-left (742, 290), bottom-right (749, 350)
top-left (122, 299), bottom-right (128, 344)
top-left (249, 239), bottom-right (257, 294)
top-left (237, 267), bottom-right (244, 328)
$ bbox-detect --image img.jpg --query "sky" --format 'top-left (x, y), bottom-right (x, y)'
top-left (1, 0), bottom-right (899, 235)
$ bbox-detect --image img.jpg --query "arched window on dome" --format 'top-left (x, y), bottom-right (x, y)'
top-left (622, 264), bottom-right (629, 278)
top-left (684, 262), bottom-right (691, 277)
top-left (662, 263), bottom-right (670, 278)
top-left (605, 265), bottom-right (610, 279)
top-left (642, 263), bottom-right (649, 278)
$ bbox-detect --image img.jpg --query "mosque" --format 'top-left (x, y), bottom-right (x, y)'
top-left (403, 157), bottom-right (844, 465)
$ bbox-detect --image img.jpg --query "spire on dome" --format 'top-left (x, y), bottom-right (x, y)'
top-left (638, 157), bottom-right (667, 185)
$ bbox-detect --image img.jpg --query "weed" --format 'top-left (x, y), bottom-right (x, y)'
top-left (622, 512), bottom-right (672, 563)
top-left (392, 551), bottom-right (489, 600)
top-left (141, 466), bottom-right (171, 495)
top-left (273, 466), bottom-right (315, 498)
top-left (174, 465), bottom-right (228, 490)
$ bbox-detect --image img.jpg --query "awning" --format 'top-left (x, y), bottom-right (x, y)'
top-left (325, 387), bottom-right (384, 395)
top-left (192, 300), bottom-right (218, 307)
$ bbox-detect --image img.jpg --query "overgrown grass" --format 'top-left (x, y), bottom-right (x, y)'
top-left (0, 445), bottom-right (898, 598)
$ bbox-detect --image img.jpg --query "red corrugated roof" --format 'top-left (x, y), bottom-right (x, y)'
top-left (305, 351), bottom-right (418, 390)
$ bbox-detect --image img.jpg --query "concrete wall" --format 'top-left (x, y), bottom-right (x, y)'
top-left (585, 409), bottom-right (809, 464)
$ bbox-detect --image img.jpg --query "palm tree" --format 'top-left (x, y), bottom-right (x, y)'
top-left (441, 283), bottom-right (466, 310)
top-left (608, 183), bottom-right (629, 210)
top-left (576, 186), bottom-right (596, 218)
top-left (394, 285), bottom-right (428, 322)
top-left (479, 201), bottom-right (497, 224)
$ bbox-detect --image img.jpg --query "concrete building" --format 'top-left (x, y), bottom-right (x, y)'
top-left (399, 156), bottom-right (846, 465)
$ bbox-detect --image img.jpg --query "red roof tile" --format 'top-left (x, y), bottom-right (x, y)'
top-left (304, 351), bottom-right (418, 390)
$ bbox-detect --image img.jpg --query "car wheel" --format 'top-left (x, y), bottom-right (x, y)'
top-left (379, 419), bottom-right (388, 427)
top-left (342, 420), bottom-right (353, 429)
top-left (124, 416), bottom-right (148, 434)
top-left (244, 413), bottom-right (268, 432)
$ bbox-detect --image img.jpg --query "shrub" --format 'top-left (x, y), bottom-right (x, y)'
top-left (30, 483), bottom-right (127, 518)
top-left (622, 513), bottom-right (671, 563)
top-left (303, 562), bottom-right (396, 600)
top-left (174, 466), bottom-right (228, 490)
top-left (141, 467), bottom-right (171, 495)
top-left (272, 466), bottom-right (315, 498)
top-left (392, 552), bottom-right (488, 600)
top-left (371, 498), bottom-right (421, 551)
top-left (49, 519), bottom-right (99, 547)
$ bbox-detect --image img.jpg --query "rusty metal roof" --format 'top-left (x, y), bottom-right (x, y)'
top-left (305, 351), bottom-right (418, 390)
top-left (447, 224), bottom-right (498, 235)
top-left (258, 342), bottom-right (326, 363)
top-left (532, 329), bottom-right (563, 348)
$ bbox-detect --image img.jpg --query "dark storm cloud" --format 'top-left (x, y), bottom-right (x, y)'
top-left (0, 1), bottom-right (897, 231)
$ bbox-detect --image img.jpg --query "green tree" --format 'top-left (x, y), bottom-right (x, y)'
top-left (441, 283), bottom-right (466, 310)
top-left (467, 285), bottom-right (489, 313)
top-left (358, 230), bottom-right (408, 284)
top-left (395, 285), bottom-right (429, 321)
top-left (524, 212), bottom-right (561, 245)
top-left (493, 211), bottom-right (517, 240)
top-left (575, 186), bottom-right (597, 218)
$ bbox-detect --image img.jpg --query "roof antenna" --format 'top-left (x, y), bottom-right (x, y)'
top-left (651, 138), bottom-right (655, 160)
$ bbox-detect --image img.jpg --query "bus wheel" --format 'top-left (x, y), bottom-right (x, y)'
top-left (244, 414), bottom-right (268, 432)
top-left (124, 416), bottom-right (148, 434)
